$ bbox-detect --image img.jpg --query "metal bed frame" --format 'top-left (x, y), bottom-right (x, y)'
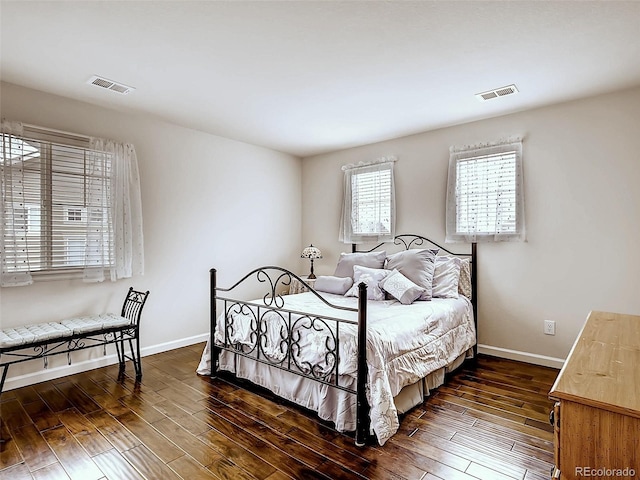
top-left (209, 234), bottom-right (477, 446)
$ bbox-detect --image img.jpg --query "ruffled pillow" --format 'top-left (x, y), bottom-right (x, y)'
top-left (379, 269), bottom-right (426, 305)
top-left (345, 265), bottom-right (390, 301)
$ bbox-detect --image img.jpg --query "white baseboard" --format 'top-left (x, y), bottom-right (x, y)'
top-left (3, 337), bottom-right (563, 391)
top-left (478, 344), bottom-right (565, 369)
top-left (140, 333), bottom-right (209, 357)
top-left (2, 333), bottom-right (209, 392)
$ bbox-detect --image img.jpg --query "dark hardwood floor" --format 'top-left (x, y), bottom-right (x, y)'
top-left (1, 343), bottom-right (558, 479)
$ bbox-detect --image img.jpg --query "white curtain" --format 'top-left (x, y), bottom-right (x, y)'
top-left (0, 121), bottom-right (144, 287)
top-left (89, 138), bottom-right (144, 282)
top-left (445, 139), bottom-right (525, 243)
top-left (339, 157), bottom-right (396, 244)
top-left (0, 121), bottom-right (34, 287)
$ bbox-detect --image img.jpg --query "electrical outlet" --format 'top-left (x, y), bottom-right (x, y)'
top-left (544, 320), bottom-right (556, 335)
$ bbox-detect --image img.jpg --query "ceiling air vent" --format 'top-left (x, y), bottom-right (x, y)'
top-left (87, 75), bottom-right (135, 95)
top-left (476, 84), bottom-right (518, 102)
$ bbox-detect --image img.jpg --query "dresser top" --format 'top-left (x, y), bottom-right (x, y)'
top-left (549, 310), bottom-right (640, 418)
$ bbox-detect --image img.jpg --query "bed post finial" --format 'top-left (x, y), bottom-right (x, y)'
top-left (355, 281), bottom-right (370, 446)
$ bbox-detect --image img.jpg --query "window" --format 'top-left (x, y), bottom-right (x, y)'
top-left (1, 122), bottom-right (144, 286)
top-left (25, 204), bottom-right (42, 234)
top-left (1, 127), bottom-right (113, 276)
top-left (446, 140), bottom-right (525, 242)
top-left (65, 236), bottom-right (87, 267)
top-left (65, 207), bottom-right (85, 223)
top-left (339, 159), bottom-right (396, 244)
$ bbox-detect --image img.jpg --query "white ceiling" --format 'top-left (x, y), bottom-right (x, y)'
top-left (2, 1), bottom-right (640, 157)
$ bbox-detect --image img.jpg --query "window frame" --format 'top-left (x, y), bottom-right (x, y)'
top-left (339, 159), bottom-right (396, 244)
top-left (445, 140), bottom-right (525, 243)
top-left (1, 127), bottom-right (115, 280)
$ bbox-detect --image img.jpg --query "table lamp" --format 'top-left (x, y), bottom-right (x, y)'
top-left (301, 244), bottom-right (322, 279)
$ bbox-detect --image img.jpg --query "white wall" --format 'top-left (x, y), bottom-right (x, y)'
top-left (0, 82), bottom-right (302, 388)
top-left (301, 86), bottom-right (640, 366)
top-left (3, 81), bottom-right (639, 381)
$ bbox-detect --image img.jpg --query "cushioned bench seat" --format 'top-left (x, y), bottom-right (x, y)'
top-left (1, 322), bottom-right (74, 349)
top-left (61, 313), bottom-right (132, 335)
top-left (1, 288), bottom-right (148, 392)
top-left (0, 314), bottom-right (132, 350)
top-left (0, 287), bottom-right (149, 446)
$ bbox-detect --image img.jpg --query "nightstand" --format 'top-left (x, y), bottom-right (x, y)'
top-left (289, 277), bottom-right (316, 294)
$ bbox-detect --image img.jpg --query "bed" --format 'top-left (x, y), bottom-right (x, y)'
top-left (197, 234), bottom-right (477, 446)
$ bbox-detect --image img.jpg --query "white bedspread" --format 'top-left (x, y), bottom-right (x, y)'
top-left (198, 292), bottom-right (475, 445)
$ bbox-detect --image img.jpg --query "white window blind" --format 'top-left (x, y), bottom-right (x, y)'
top-left (339, 159), bottom-right (396, 244)
top-left (1, 126), bottom-right (113, 280)
top-left (1, 121), bottom-right (144, 286)
top-left (446, 140), bottom-right (525, 242)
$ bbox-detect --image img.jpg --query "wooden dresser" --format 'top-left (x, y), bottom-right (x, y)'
top-left (548, 311), bottom-right (640, 480)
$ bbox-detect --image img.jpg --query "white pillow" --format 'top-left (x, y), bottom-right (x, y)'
top-left (345, 265), bottom-right (390, 301)
top-left (432, 256), bottom-right (461, 299)
top-left (379, 269), bottom-right (426, 305)
top-left (333, 251), bottom-right (386, 278)
top-left (314, 275), bottom-right (353, 295)
top-left (385, 249), bottom-right (438, 300)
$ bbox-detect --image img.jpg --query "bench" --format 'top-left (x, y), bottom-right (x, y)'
top-left (0, 287), bottom-right (149, 396)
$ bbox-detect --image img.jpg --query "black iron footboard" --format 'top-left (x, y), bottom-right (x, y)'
top-left (209, 267), bottom-right (370, 446)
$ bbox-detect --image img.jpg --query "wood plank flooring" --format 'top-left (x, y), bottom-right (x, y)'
top-left (1, 343), bottom-right (559, 479)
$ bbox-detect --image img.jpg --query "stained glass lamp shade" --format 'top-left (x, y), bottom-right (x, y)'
top-left (301, 245), bottom-right (322, 279)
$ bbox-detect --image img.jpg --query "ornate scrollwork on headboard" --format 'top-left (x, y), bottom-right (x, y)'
top-left (353, 233), bottom-right (468, 257)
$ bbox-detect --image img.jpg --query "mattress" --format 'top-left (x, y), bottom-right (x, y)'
top-left (197, 292), bottom-right (475, 445)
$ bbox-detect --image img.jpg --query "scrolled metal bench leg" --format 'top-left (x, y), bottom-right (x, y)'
top-left (128, 336), bottom-right (142, 381)
top-left (127, 338), bottom-right (135, 376)
top-left (0, 364), bottom-right (8, 394)
top-left (0, 364), bottom-right (9, 444)
top-left (115, 333), bottom-right (126, 377)
top-left (135, 335), bottom-right (142, 381)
